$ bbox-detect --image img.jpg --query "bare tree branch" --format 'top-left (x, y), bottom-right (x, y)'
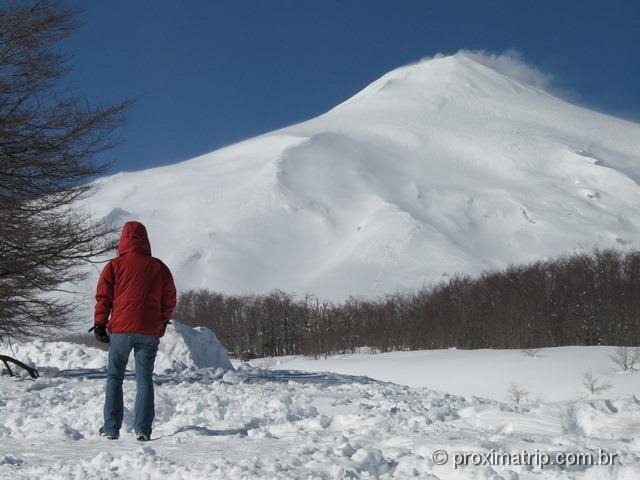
top-left (0, 0), bottom-right (129, 340)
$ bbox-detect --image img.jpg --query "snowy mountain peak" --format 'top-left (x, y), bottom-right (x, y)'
top-left (335, 52), bottom-right (549, 111)
top-left (86, 52), bottom-right (640, 301)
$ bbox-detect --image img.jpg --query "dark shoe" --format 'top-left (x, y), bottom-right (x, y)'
top-left (136, 432), bottom-right (150, 442)
top-left (99, 426), bottom-right (119, 440)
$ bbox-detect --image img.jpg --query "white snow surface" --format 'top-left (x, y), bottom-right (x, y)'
top-left (79, 51), bottom-right (640, 302)
top-left (2, 343), bottom-right (640, 478)
top-left (4, 321), bottom-right (232, 374)
top-left (154, 321), bottom-right (233, 372)
top-left (251, 346), bottom-right (640, 403)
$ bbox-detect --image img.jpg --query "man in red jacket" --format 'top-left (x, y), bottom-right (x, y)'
top-left (93, 221), bottom-right (176, 441)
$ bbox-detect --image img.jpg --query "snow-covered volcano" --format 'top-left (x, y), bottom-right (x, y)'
top-left (86, 52), bottom-right (640, 300)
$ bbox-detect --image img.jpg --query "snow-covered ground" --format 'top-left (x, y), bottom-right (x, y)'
top-left (2, 333), bottom-right (640, 479)
top-left (5, 322), bottom-right (232, 375)
top-left (250, 346), bottom-right (640, 403)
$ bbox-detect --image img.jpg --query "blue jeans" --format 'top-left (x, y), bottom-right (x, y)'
top-left (103, 333), bottom-right (159, 437)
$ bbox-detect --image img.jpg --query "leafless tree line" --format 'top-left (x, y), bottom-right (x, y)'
top-left (175, 249), bottom-right (640, 358)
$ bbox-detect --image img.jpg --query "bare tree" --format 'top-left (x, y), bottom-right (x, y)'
top-left (581, 369), bottom-right (613, 395)
top-left (609, 347), bottom-right (640, 372)
top-left (522, 348), bottom-right (541, 359)
top-left (507, 382), bottom-right (529, 405)
top-left (0, 1), bottom-right (129, 339)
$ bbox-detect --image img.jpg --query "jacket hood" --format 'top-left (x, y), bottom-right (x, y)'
top-left (118, 221), bottom-right (151, 256)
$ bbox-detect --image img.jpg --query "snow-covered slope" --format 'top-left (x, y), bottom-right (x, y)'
top-left (85, 51), bottom-right (640, 300)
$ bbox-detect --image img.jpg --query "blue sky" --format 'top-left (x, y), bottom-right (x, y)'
top-left (63, 0), bottom-right (640, 173)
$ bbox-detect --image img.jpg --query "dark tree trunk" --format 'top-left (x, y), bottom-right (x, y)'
top-left (0, 354), bottom-right (39, 379)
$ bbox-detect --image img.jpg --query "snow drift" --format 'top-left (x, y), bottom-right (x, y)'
top-left (82, 51), bottom-right (640, 300)
top-left (2, 321), bottom-right (232, 374)
top-left (153, 321), bottom-right (233, 372)
top-left (5, 340), bottom-right (108, 372)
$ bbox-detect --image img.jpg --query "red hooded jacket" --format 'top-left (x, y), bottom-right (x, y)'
top-left (94, 221), bottom-right (176, 336)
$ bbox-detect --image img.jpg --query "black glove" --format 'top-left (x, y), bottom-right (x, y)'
top-left (89, 324), bottom-right (109, 343)
top-left (160, 320), bottom-right (171, 337)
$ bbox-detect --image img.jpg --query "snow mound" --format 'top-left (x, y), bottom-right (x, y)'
top-left (152, 321), bottom-right (233, 373)
top-left (2, 340), bottom-right (108, 371)
top-left (2, 322), bottom-right (232, 374)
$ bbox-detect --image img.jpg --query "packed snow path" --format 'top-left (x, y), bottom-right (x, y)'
top-left (2, 364), bottom-right (640, 479)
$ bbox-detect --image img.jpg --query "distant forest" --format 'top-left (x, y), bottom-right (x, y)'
top-left (174, 249), bottom-right (640, 358)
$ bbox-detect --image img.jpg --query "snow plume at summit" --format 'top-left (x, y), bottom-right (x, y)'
top-left (457, 50), bottom-right (553, 89)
